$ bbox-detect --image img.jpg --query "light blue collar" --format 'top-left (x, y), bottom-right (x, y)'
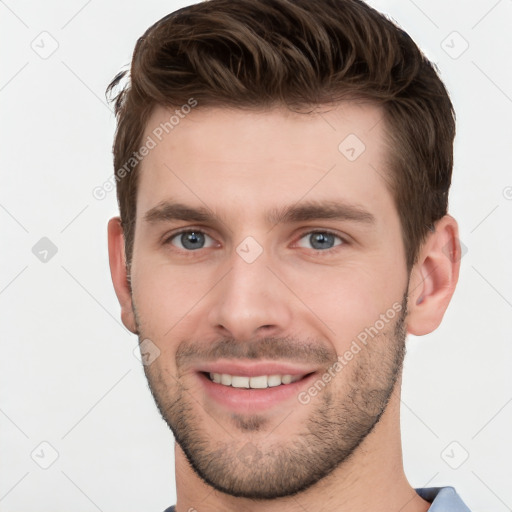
top-left (415, 486), bottom-right (471, 511)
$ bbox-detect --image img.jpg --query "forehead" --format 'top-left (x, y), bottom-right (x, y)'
top-left (135, 103), bottom-right (394, 227)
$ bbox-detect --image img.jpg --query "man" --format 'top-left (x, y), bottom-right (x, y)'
top-left (106, 0), bottom-right (471, 510)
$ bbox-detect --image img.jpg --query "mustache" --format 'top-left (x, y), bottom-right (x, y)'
top-left (175, 335), bottom-right (337, 368)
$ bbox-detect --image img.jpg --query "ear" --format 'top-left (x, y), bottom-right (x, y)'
top-left (406, 215), bottom-right (461, 336)
top-left (107, 217), bottom-right (138, 334)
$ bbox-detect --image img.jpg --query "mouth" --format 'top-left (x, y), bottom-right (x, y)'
top-left (194, 361), bottom-right (319, 413)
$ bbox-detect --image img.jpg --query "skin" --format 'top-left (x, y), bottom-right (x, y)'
top-left (108, 102), bottom-right (461, 512)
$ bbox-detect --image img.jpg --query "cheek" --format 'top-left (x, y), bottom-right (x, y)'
top-left (131, 261), bottom-right (212, 340)
top-left (292, 264), bottom-right (404, 348)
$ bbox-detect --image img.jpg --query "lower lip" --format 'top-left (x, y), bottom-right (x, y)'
top-left (197, 372), bottom-right (317, 413)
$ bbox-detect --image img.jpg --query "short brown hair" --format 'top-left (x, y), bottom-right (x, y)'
top-left (106, 0), bottom-right (455, 272)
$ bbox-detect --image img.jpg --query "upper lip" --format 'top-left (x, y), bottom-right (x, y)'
top-left (194, 360), bottom-right (318, 377)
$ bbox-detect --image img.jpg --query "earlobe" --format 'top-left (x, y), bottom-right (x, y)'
top-left (107, 217), bottom-right (138, 334)
top-left (406, 215), bottom-right (461, 336)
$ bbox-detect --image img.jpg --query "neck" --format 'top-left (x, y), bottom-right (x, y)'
top-left (173, 380), bottom-right (430, 512)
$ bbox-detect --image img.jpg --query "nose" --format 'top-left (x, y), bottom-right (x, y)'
top-left (207, 248), bottom-right (293, 342)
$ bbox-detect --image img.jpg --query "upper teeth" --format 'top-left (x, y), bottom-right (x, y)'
top-left (209, 373), bottom-right (302, 389)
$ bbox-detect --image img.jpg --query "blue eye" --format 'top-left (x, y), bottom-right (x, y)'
top-left (167, 230), bottom-right (215, 250)
top-left (297, 231), bottom-right (343, 250)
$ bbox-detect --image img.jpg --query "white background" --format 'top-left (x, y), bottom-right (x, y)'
top-left (1, 0), bottom-right (511, 510)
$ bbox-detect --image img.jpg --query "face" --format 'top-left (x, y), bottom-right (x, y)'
top-left (129, 103), bottom-right (411, 498)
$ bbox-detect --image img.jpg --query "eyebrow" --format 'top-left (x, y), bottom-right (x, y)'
top-left (143, 199), bottom-right (376, 227)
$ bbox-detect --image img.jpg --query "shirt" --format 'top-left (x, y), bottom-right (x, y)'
top-left (415, 487), bottom-right (471, 511)
top-left (163, 485), bottom-right (471, 511)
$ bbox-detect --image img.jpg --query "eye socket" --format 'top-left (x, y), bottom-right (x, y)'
top-left (296, 231), bottom-right (344, 251)
top-left (165, 230), bottom-right (216, 251)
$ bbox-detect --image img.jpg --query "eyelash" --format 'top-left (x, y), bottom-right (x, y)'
top-left (162, 228), bottom-right (348, 255)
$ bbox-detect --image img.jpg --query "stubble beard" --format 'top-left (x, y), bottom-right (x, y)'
top-left (134, 292), bottom-right (408, 500)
